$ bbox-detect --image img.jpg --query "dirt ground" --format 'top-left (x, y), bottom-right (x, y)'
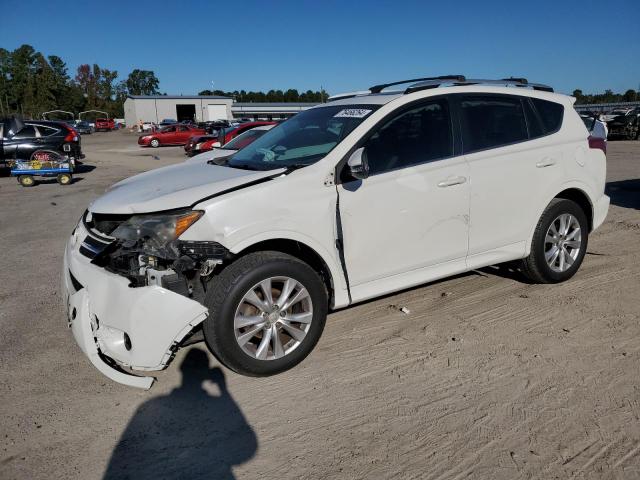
top-left (1, 130), bottom-right (638, 480)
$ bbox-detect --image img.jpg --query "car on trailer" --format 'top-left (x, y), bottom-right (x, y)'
top-left (1, 117), bottom-right (82, 167)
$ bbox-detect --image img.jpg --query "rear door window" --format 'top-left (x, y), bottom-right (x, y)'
top-left (459, 95), bottom-right (528, 153)
top-left (13, 126), bottom-right (37, 139)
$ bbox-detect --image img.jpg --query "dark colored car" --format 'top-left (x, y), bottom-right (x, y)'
top-left (73, 121), bottom-right (93, 135)
top-left (607, 108), bottom-right (640, 140)
top-left (0, 118), bottom-right (82, 166)
top-left (95, 118), bottom-right (115, 131)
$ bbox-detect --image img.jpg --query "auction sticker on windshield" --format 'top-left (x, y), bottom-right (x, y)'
top-left (334, 109), bottom-right (372, 118)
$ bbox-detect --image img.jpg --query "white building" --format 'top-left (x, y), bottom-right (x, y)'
top-left (124, 95), bottom-right (234, 126)
top-left (124, 95), bottom-right (319, 126)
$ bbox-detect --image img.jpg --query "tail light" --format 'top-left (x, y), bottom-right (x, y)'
top-left (64, 128), bottom-right (79, 142)
top-left (588, 135), bottom-right (606, 154)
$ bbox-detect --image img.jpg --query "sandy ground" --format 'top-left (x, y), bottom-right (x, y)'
top-left (0, 130), bottom-right (639, 480)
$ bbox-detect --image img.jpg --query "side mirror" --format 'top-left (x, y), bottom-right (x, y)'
top-left (347, 147), bottom-right (369, 180)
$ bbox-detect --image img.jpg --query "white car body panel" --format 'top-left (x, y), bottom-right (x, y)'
top-left (63, 84), bottom-right (609, 387)
top-left (338, 154), bottom-right (470, 287)
top-left (90, 162), bottom-right (285, 214)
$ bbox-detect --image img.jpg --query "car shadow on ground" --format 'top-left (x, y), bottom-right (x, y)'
top-left (605, 179), bottom-right (640, 210)
top-left (103, 348), bottom-right (257, 480)
top-left (74, 162), bottom-right (96, 174)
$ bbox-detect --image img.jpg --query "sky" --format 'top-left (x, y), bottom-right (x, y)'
top-left (1, 0), bottom-right (639, 96)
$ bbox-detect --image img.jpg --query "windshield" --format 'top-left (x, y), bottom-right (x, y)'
top-left (228, 105), bottom-right (379, 170)
top-left (222, 128), bottom-right (268, 150)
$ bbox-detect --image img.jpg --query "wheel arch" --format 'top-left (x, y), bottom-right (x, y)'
top-left (554, 187), bottom-right (594, 231)
top-left (229, 237), bottom-right (346, 310)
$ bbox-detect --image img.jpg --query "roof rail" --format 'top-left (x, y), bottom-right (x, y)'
top-left (403, 77), bottom-right (554, 94)
top-left (501, 77), bottom-right (528, 84)
top-left (369, 75), bottom-right (466, 94)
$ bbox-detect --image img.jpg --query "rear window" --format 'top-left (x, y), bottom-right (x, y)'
top-left (459, 95), bottom-right (528, 153)
top-left (531, 98), bottom-right (564, 134)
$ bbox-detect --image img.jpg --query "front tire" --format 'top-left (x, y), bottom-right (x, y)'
top-left (202, 251), bottom-right (328, 376)
top-left (57, 173), bottom-right (72, 185)
top-left (149, 138), bottom-right (160, 148)
top-left (521, 198), bottom-right (589, 283)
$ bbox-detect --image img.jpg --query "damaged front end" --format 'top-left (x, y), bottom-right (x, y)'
top-left (84, 209), bottom-right (231, 303)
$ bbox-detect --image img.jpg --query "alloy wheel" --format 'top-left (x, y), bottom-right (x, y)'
top-left (544, 213), bottom-right (582, 272)
top-left (233, 276), bottom-right (313, 361)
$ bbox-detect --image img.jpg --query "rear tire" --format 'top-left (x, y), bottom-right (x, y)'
top-left (521, 198), bottom-right (589, 283)
top-left (202, 251), bottom-right (328, 377)
top-left (150, 138), bottom-right (160, 148)
top-left (18, 175), bottom-right (35, 187)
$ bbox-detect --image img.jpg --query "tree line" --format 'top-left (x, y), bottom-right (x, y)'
top-left (197, 88), bottom-right (329, 103)
top-left (0, 44), bottom-right (160, 120)
top-left (573, 88), bottom-right (639, 105)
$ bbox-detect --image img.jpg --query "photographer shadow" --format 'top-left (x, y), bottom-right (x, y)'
top-left (103, 348), bottom-right (257, 480)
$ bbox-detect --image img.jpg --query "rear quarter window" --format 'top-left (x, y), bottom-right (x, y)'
top-left (38, 126), bottom-right (59, 136)
top-left (531, 98), bottom-right (564, 134)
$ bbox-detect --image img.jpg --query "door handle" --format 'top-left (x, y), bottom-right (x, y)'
top-left (438, 176), bottom-right (467, 188)
top-left (536, 159), bottom-right (556, 168)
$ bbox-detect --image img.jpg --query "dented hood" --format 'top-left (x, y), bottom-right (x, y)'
top-left (90, 162), bottom-right (284, 214)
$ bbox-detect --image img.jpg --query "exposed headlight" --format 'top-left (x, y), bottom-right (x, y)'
top-left (111, 210), bottom-right (203, 253)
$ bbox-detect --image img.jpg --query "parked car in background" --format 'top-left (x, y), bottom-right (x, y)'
top-left (606, 108), bottom-right (640, 140)
top-left (194, 121), bottom-right (277, 153)
top-left (95, 118), bottom-right (115, 131)
top-left (159, 118), bottom-right (177, 127)
top-left (1, 118), bottom-right (82, 165)
top-left (184, 133), bottom-right (219, 156)
top-left (198, 120), bottom-right (230, 134)
top-left (74, 121), bottom-right (93, 135)
top-left (138, 124), bottom-right (206, 147)
top-left (64, 76), bottom-right (609, 387)
top-left (601, 108), bottom-right (633, 123)
top-left (186, 124), bottom-right (275, 162)
top-left (140, 121), bottom-right (157, 132)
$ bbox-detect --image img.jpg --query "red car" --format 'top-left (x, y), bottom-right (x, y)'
top-left (138, 124), bottom-right (206, 147)
top-left (195, 121), bottom-right (276, 154)
top-left (95, 118), bottom-right (115, 131)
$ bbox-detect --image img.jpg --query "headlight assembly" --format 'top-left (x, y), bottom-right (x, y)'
top-left (111, 210), bottom-right (203, 254)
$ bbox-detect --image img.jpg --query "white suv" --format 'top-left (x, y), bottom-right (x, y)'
top-left (63, 76), bottom-right (609, 388)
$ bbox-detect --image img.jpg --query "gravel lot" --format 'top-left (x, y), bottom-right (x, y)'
top-left (1, 130), bottom-right (638, 480)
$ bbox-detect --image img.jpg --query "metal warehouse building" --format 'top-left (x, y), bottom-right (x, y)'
top-left (124, 95), bottom-right (318, 125)
top-left (231, 102), bottom-right (319, 120)
top-left (124, 95), bottom-right (234, 126)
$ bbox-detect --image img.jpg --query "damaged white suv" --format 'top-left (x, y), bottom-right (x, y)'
top-left (63, 76), bottom-right (609, 388)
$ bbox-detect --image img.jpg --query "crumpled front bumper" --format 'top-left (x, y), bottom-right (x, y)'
top-left (62, 221), bottom-right (208, 389)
